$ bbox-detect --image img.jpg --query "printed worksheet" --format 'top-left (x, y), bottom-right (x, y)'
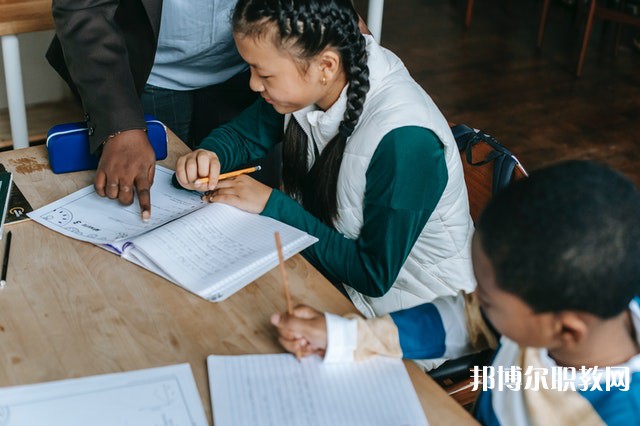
top-left (0, 363), bottom-right (207, 426)
top-left (208, 354), bottom-right (429, 426)
top-left (28, 165), bottom-right (206, 246)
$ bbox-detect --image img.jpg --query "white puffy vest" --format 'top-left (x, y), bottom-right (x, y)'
top-left (287, 36), bottom-right (476, 319)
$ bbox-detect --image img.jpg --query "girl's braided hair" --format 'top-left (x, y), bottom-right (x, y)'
top-left (233, 0), bottom-right (370, 226)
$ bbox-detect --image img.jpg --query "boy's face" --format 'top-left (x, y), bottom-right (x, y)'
top-left (472, 234), bottom-right (561, 349)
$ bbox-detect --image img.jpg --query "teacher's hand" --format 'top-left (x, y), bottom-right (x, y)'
top-left (95, 129), bottom-right (156, 221)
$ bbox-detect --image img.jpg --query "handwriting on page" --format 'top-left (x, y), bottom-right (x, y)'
top-left (133, 211), bottom-right (258, 278)
top-left (123, 203), bottom-right (310, 297)
top-left (208, 354), bottom-right (429, 426)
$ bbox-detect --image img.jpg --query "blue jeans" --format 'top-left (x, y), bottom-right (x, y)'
top-left (140, 69), bottom-right (257, 148)
top-left (141, 84), bottom-right (193, 143)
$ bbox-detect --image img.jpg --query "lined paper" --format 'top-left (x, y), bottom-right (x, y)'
top-left (124, 203), bottom-right (317, 301)
top-left (208, 354), bottom-right (429, 426)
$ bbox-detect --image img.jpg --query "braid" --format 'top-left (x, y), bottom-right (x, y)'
top-left (303, 16), bottom-right (369, 224)
top-left (338, 22), bottom-right (370, 137)
top-left (234, 0), bottom-right (370, 226)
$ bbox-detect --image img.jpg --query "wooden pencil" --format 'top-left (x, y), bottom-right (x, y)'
top-left (274, 232), bottom-right (301, 360)
top-left (194, 165), bottom-right (261, 185)
top-left (274, 232), bottom-right (293, 315)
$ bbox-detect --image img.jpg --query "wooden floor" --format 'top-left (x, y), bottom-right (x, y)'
top-left (355, 0), bottom-right (640, 184)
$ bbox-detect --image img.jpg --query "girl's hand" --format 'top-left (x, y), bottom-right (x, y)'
top-left (271, 305), bottom-right (328, 358)
top-left (205, 175), bottom-right (272, 214)
top-left (175, 149), bottom-right (221, 191)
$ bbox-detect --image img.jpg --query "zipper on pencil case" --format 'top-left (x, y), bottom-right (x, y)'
top-left (46, 128), bottom-right (89, 147)
top-left (46, 120), bottom-right (167, 147)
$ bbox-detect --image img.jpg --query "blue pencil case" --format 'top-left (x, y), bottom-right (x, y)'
top-left (46, 114), bottom-right (168, 174)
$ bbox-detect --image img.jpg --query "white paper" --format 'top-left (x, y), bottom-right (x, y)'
top-left (0, 363), bottom-right (207, 426)
top-left (124, 203), bottom-right (318, 301)
top-left (27, 166), bottom-right (318, 302)
top-left (207, 354), bottom-right (429, 426)
top-left (28, 165), bottom-right (206, 246)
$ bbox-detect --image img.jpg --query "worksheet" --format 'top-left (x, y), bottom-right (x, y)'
top-left (28, 165), bottom-right (206, 246)
top-left (0, 364), bottom-right (207, 426)
top-left (208, 354), bottom-right (429, 426)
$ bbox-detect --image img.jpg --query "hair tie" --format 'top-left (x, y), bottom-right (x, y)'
top-left (339, 123), bottom-right (354, 138)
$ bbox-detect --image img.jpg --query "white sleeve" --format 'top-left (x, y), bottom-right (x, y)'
top-left (323, 313), bottom-right (358, 363)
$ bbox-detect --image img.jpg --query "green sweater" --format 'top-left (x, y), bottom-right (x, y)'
top-left (199, 99), bottom-right (448, 297)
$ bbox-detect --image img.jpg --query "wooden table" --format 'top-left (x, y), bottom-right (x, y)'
top-left (0, 0), bottom-right (54, 149)
top-left (0, 133), bottom-right (476, 425)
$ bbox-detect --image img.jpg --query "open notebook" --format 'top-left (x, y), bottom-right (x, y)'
top-left (28, 165), bottom-right (317, 301)
top-left (207, 354), bottom-right (429, 426)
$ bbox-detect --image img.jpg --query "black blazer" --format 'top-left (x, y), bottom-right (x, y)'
top-left (47, 0), bottom-right (163, 152)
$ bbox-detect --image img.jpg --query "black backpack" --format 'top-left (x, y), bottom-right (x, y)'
top-left (451, 124), bottom-right (526, 196)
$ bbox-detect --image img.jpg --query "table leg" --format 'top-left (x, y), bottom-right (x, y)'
top-left (1, 35), bottom-right (30, 150)
top-left (367, 0), bottom-right (384, 42)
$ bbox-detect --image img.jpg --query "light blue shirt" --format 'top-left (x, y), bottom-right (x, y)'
top-left (147, 0), bottom-right (247, 91)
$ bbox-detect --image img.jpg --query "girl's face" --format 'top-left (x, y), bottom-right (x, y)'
top-left (233, 33), bottom-right (343, 114)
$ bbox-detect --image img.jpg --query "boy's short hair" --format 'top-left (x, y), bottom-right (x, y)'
top-left (477, 160), bottom-right (640, 318)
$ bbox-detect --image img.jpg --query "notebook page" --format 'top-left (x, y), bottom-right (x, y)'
top-left (123, 203), bottom-right (317, 300)
top-left (207, 354), bottom-right (429, 426)
top-left (0, 363), bottom-right (207, 426)
top-left (27, 166), bottom-right (206, 246)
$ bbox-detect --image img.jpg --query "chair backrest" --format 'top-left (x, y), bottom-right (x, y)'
top-left (451, 124), bottom-right (527, 222)
top-left (428, 126), bottom-right (527, 405)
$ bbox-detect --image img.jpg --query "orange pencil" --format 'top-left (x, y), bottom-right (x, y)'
top-left (194, 165), bottom-right (261, 185)
top-left (274, 232), bottom-right (301, 360)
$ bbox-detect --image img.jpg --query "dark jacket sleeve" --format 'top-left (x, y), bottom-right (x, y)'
top-left (47, 0), bottom-right (161, 152)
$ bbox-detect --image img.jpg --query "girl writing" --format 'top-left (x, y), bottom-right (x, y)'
top-left (175, 0), bottom-right (474, 324)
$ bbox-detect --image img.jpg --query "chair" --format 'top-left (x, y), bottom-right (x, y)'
top-left (577, 0), bottom-right (640, 77)
top-left (537, 0), bottom-right (587, 48)
top-left (428, 125), bottom-right (527, 408)
top-left (538, 0), bottom-right (640, 77)
top-left (453, 124), bottom-right (528, 221)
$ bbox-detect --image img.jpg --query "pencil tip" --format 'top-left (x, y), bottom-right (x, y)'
top-left (0, 280), bottom-right (6, 289)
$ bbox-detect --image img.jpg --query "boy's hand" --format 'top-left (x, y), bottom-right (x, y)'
top-left (175, 149), bottom-right (221, 192)
top-left (271, 305), bottom-right (328, 358)
top-left (206, 175), bottom-right (272, 214)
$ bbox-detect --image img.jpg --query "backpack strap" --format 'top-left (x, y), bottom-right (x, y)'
top-left (451, 124), bottom-right (518, 195)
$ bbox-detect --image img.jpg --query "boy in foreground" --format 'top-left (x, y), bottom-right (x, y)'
top-left (272, 160), bottom-right (640, 425)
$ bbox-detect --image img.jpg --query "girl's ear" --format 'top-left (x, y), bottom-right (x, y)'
top-left (316, 49), bottom-right (342, 83)
top-left (555, 312), bottom-right (589, 349)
